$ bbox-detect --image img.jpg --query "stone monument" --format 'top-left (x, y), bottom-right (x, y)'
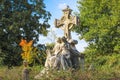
top-left (54, 6), bottom-right (79, 40)
top-left (34, 6), bottom-right (83, 79)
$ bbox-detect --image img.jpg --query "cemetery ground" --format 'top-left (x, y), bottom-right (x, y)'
top-left (0, 64), bottom-right (120, 80)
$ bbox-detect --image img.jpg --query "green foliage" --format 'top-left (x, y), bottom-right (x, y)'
top-left (32, 44), bottom-right (47, 66)
top-left (76, 0), bottom-right (120, 54)
top-left (30, 43), bottom-right (55, 66)
top-left (76, 0), bottom-right (120, 73)
top-left (84, 48), bottom-right (120, 70)
top-left (0, 0), bottom-right (51, 66)
top-left (46, 42), bottom-right (55, 50)
top-left (24, 44), bottom-right (47, 67)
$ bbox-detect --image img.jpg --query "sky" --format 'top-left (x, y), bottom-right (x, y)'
top-left (38, 0), bottom-right (88, 52)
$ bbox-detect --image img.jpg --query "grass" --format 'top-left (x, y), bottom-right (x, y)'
top-left (0, 65), bottom-right (120, 80)
top-left (0, 66), bottom-right (41, 80)
top-left (0, 66), bottom-right (22, 80)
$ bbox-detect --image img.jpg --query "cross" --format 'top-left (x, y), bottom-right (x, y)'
top-left (54, 6), bottom-right (79, 40)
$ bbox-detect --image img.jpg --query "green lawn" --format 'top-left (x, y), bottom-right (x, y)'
top-left (0, 66), bottom-right (120, 80)
top-left (0, 66), bottom-right (40, 80)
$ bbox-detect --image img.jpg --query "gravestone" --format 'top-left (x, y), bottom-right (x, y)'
top-left (54, 6), bottom-right (79, 40)
top-left (34, 6), bottom-right (84, 79)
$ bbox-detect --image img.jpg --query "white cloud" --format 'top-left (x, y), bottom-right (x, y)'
top-left (58, 3), bottom-right (67, 10)
top-left (76, 40), bottom-right (88, 52)
top-left (51, 27), bottom-right (57, 31)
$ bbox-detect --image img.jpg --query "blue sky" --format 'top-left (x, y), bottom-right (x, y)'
top-left (38, 0), bottom-right (88, 52)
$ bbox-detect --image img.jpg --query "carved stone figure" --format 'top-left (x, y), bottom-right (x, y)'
top-left (60, 37), bottom-right (72, 70)
top-left (53, 37), bottom-right (62, 55)
top-left (69, 39), bottom-right (80, 69)
top-left (52, 37), bottom-right (62, 69)
top-left (44, 37), bottom-right (62, 69)
top-left (44, 49), bottom-right (56, 68)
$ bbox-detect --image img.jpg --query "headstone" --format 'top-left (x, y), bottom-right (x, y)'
top-left (34, 6), bottom-right (83, 79)
top-left (54, 6), bottom-right (79, 40)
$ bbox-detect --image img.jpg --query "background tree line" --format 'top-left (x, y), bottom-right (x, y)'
top-left (0, 0), bottom-right (51, 67)
top-left (75, 0), bottom-right (120, 68)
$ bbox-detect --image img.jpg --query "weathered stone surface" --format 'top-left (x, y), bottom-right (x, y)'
top-left (54, 6), bottom-right (79, 40)
top-left (34, 6), bottom-right (84, 79)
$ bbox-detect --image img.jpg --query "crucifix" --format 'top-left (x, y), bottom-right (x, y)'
top-left (54, 6), bottom-right (79, 40)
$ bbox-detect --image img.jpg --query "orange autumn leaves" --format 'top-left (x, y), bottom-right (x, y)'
top-left (19, 39), bottom-right (33, 63)
top-left (19, 39), bottom-right (33, 47)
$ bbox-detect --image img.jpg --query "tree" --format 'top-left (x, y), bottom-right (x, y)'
top-left (0, 0), bottom-right (51, 66)
top-left (76, 0), bottom-right (120, 54)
